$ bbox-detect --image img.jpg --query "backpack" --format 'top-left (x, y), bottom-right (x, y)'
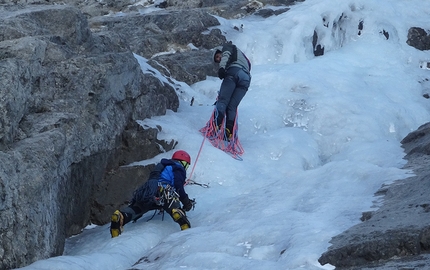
top-left (131, 163), bottom-right (166, 203)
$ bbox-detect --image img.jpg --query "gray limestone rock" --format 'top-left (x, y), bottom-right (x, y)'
top-left (148, 49), bottom-right (220, 85)
top-left (88, 9), bottom-right (221, 58)
top-left (0, 5), bottom-right (178, 269)
top-left (407, 27), bottom-right (430, 51)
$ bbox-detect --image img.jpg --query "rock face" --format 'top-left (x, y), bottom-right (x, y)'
top-left (89, 9), bottom-right (222, 59)
top-left (88, 9), bottom-right (225, 84)
top-left (0, 4), bottom-right (182, 270)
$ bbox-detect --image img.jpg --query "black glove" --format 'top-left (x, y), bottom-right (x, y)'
top-left (218, 68), bottom-right (226, 79)
top-left (183, 198), bottom-right (195, 212)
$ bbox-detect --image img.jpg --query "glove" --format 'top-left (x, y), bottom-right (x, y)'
top-left (183, 198), bottom-right (195, 212)
top-left (218, 68), bottom-right (226, 79)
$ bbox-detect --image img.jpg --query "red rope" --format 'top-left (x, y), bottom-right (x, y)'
top-left (199, 109), bottom-right (244, 159)
top-left (187, 123), bottom-right (208, 183)
top-left (187, 108), bottom-right (246, 186)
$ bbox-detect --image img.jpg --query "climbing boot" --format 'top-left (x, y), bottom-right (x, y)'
top-left (225, 128), bottom-right (232, 141)
top-left (110, 210), bottom-right (124, 238)
top-left (171, 208), bottom-right (191, 230)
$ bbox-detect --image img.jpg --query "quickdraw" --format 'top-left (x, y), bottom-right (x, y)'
top-left (156, 183), bottom-right (180, 207)
top-left (148, 183), bottom-right (182, 222)
top-left (185, 179), bottom-right (210, 188)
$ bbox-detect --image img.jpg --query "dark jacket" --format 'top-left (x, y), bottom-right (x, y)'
top-left (213, 44), bottom-right (251, 74)
top-left (132, 158), bottom-right (189, 206)
top-left (158, 158), bottom-right (189, 206)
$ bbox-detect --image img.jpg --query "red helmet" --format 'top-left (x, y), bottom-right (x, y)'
top-left (172, 150), bottom-right (191, 164)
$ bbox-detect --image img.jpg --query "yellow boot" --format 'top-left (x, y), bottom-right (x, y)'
top-left (172, 208), bottom-right (191, 230)
top-left (110, 210), bottom-right (124, 238)
top-left (225, 128), bottom-right (232, 141)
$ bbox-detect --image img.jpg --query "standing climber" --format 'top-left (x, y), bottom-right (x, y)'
top-left (212, 42), bottom-right (251, 139)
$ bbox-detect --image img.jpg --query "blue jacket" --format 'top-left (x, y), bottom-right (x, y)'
top-left (158, 158), bottom-right (189, 205)
top-left (132, 158), bottom-right (189, 206)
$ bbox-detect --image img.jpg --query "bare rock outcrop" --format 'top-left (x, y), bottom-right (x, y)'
top-left (0, 5), bottom-right (179, 270)
top-left (88, 9), bottom-right (222, 59)
top-left (88, 8), bottom-right (225, 84)
top-left (407, 27), bottom-right (430, 51)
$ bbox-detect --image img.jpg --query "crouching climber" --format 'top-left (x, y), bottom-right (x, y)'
top-left (110, 150), bottom-right (196, 237)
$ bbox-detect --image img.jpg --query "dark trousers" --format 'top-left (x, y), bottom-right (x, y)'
top-left (121, 198), bottom-right (182, 225)
top-left (216, 66), bottom-right (251, 129)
